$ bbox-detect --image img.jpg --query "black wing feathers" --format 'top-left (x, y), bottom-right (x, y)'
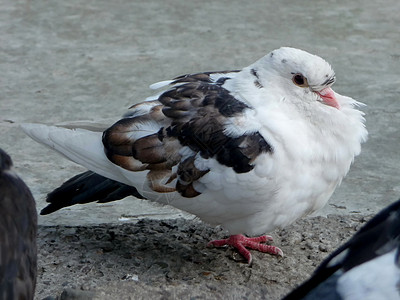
top-left (41, 171), bottom-right (145, 215)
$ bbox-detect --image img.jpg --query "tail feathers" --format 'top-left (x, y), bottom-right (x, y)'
top-left (54, 119), bottom-right (116, 132)
top-left (41, 171), bottom-right (145, 215)
top-left (21, 123), bottom-right (132, 186)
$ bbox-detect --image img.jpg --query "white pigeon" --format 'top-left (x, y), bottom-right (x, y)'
top-left (22, 47), bottom-right (367, 264)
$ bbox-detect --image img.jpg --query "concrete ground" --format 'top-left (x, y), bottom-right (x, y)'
top-left (1, 0), bottom-right (399, 298)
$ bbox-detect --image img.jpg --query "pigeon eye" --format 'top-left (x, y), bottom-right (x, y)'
top-left (292, 73), bottom-right (308, 87)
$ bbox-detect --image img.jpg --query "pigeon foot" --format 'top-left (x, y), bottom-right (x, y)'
top-left (207, 234), bottom-right (283, 265)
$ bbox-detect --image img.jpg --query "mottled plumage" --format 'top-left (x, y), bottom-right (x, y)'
top-left (0, 148), bottom-right (37, 300)
top-left (283, 198), bottom-right (400, 300)
top-left (103, 79), bottom-right (272, 197)
top-left (22, 47), bottom-right (367, 263)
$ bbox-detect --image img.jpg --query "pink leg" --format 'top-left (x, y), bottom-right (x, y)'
top-left (207, 234), bottom-right (283, 265)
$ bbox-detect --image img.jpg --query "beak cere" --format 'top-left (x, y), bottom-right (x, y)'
top-left (316, 87), bottom-right (340, 109)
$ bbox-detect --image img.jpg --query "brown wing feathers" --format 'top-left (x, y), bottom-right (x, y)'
top-left (177, 156), bottom-right (209, 197)
top-left (102, 72), bottom-right (272, 197)
top-left (171, 70), bottom-right (240, 85)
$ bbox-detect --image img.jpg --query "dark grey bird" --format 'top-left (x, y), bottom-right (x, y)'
top-left (0, 148), bottom-right (37, 300)
top-left (283, 198), bottom-right (400, 300)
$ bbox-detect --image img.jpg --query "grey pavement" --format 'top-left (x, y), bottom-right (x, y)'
top-left (1, 0), bottom-right (399, 226)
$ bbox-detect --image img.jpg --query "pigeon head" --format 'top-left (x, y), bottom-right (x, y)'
top-left (252, 47), bottom-right (340, 110)
top-left (0, 148), bottom-right (12, 171)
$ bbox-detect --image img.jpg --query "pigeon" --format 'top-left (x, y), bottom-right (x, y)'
top-left (0, 148), bottom-right (37, 300)
top-left (283, 198), bottom-right (400, 300)
top-left (22, 47), bottom-right (367, 264)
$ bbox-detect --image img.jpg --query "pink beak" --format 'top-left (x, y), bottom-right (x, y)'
top-left (316, 87), bottom-right (340, 109)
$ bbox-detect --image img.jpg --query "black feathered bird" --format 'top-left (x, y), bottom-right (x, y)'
top-left (283, 198), bottom-right (400, 300)
top-left (0, 148), bottom-right (37, 300)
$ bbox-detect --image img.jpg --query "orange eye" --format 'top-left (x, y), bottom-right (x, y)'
top-left (292, 73), bottom-right (308, 87)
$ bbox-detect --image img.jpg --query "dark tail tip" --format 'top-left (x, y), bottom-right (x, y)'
top-left (41, 171), bottom-right (145, 214)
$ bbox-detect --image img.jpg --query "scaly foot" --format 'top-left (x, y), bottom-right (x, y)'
top-left (207, 234), bottom-right (283, 265)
